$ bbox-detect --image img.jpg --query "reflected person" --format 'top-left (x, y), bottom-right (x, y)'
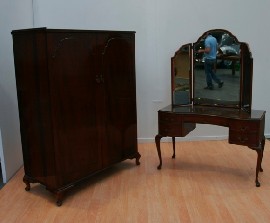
top-left (198, 32), bottom-right (223, 90)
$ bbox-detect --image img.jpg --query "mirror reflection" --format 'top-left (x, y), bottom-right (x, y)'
top-left (172, 44), bottom-right (191, 105)
top-left (194, 30), bottom-right (241, 106)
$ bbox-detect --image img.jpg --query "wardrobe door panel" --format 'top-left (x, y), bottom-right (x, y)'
top-left (47, 32), bottom-right (101, 185)
top-left (101, 33), bottom-right (137, 166)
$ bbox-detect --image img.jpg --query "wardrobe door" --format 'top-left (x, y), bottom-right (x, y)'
top-left (100, 33), bottom-right (138, 166)
top-left (47, 32), bottom-right (102, 186)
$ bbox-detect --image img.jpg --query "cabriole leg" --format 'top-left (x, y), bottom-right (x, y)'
top-left (172, 137), bottom-right (176, 159)
top-left (260, 136), bottom-right (265, 172)
top-left (255, 149), bottom-right (263, 187)
top-left (55, 192), bottom-right (64, 207)
top-left (23, 175), bottom-right (37, 191)
top-left (135, 152), bottom-right (141, 165)
top-left (155, 134), bottom-right (163, 169)
top-left (23, 177), bottom-right (31, 191)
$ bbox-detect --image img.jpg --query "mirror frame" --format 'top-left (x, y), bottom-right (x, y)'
top-left (171, 43), bottom-right (192, 106)
top-left (171, 29), bottom-right (253, 112)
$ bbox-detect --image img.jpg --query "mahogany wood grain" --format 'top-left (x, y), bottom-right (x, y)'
top-left (156, 105), bottom-right (265, 187)
top-left (11, 28), bottom-right (140, 205)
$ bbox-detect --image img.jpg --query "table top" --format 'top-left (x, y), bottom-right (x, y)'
top-left (159, 105), bottom-right (266, 120)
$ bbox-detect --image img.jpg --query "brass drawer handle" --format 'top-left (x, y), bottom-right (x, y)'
top-left (240, 126), bottom-right (248, 131)
top-left (164, 117), bottom-right (175, 121)
top-left (238, 136), bottom-right (248, 142)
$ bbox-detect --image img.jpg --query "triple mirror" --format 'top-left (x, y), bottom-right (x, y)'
top-left (172, 29), bottom-right (253, 112)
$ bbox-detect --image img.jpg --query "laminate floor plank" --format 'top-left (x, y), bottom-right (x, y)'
top-left (0, 140), bottom-right (270, 223)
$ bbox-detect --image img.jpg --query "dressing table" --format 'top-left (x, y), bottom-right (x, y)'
top-left (155, 29), bottom-right (266, 187)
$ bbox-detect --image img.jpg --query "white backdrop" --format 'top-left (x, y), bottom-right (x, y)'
top-left (1, 0), bottom-right (270, 181)
top-left (33, 0), bottom-right (270, 140)
top-left (0, 0), bottom-right (33, 182)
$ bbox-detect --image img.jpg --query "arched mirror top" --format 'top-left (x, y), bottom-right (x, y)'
top-left (195, 29), bottom-right (239, 45)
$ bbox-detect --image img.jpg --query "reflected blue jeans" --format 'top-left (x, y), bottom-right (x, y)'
top-left (204, 59), bottom-right (221, 87)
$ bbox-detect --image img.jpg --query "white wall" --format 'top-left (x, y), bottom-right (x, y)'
top-left (33, 0), bottom-right (270, 141)
top-left (1, 0), bottom-right (270, 181)
top-left (0, 0), bottom-right (33, 182)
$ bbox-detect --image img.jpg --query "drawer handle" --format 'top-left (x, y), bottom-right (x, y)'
top-left (164, 117), bottom-right (175, 121)
top-left (238, 136), bottom-right (248, 142)
top-left (96, 74), bottom-right (104, 84)
top-left (240, 127), bottom-right (248, 131)
top-left (96, 75), bottom-right (101, 83)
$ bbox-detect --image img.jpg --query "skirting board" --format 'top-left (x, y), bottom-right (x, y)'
top-left (138, 134), bottom-right (270, 143)
top-left (138, 135), bottom-right (228, 143)
top-left (0, 128), bottom-right (6, 183)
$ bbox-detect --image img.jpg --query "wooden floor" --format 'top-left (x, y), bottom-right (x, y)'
top-left (1, 140), bottom-right (270, 223)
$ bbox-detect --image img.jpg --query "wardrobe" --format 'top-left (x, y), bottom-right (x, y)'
top-left (12, 28), bottom-right (141, 206)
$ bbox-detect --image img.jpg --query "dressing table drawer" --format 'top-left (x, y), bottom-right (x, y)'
top-left (228, 120), bottom-right (260, 147)
top-left (159, 122), bottom-right (195, 137)
top-left (229, 120), bottom-right (258, 132)
top-left (159, 112), bottom-right (179, 123)
top-left (159, 123), bottom-right (182, 136)
top-left (229, 132), bottom-right (258, 147)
